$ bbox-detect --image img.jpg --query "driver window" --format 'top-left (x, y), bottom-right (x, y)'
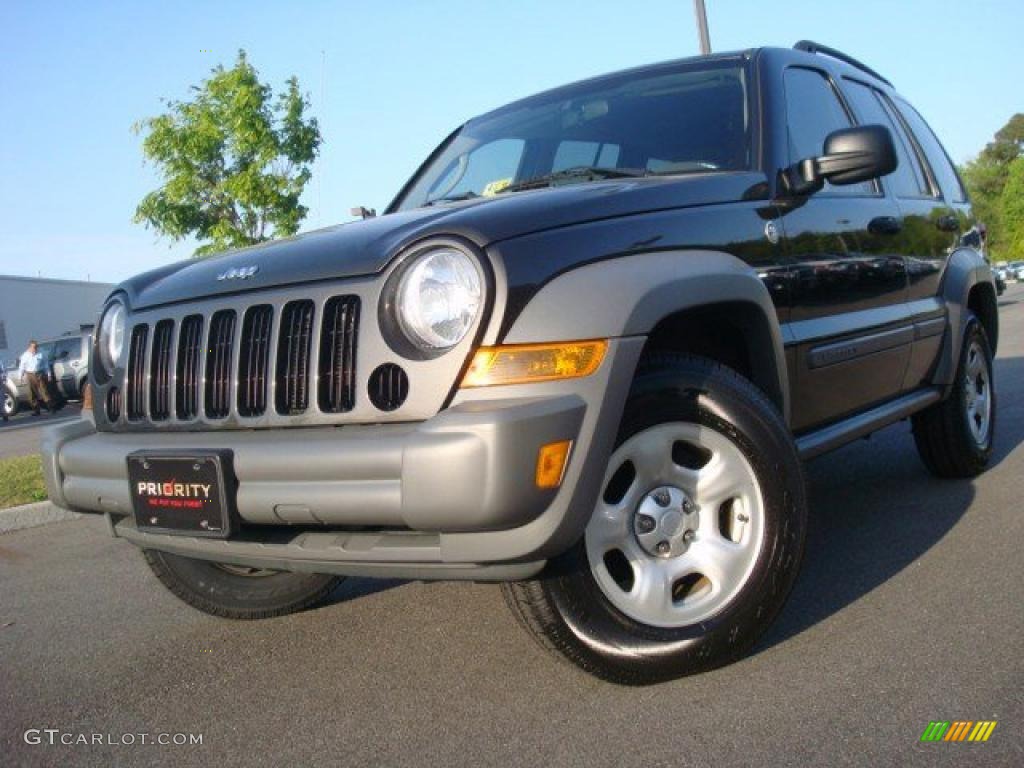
top-left (427, 138), bottom-right (525, 201)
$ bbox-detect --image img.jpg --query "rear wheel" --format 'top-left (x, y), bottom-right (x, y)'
top-left (503, 354), bottom-right (807, 684)
top-left (143, 550), bottom-right (343, 620)
top-left (912, 316), bottom-right (995, 478)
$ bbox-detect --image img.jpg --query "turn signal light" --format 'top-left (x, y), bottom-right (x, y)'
top-left (536, 440), bottom-right (573, 489)
top-left (461, 340), bottom-right (607, 388)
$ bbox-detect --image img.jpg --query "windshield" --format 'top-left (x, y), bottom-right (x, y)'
top-left (394, 60), bottom-right (750, 211)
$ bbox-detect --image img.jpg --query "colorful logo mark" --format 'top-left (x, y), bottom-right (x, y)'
top-left (920, 721), bottom-right (997, 742)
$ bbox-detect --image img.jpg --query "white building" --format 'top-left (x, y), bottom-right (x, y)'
top-left (0, 275), bottom-right (114, 366)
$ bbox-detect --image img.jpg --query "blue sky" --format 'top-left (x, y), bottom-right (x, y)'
top-left (1, 0), bottom-right (1020, 283)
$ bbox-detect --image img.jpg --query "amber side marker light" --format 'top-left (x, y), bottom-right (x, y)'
top-left (461, 340), bottom-right (607, 388)
top-left (536, 440), bottom-right (573, 489)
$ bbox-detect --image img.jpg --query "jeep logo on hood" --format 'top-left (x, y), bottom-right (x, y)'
top-left (217, 265), bottom-right (259, 281)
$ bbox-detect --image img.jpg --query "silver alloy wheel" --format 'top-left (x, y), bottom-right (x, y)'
top-left (2, 392), bottom-right (14, 417)
top-left (964, 340), bottom-right (992, 446)
top-left (585, 422), bottom-right (765, 628)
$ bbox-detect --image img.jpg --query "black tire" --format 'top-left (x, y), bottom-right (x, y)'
top-left (912, 316), bottom-right (996, 478)
top-left (143, 550), bottom-right (343, 620)
top-left (3, 389), bottom-right (17, 418)
top-left (503, 354), bottom-right (807, 685)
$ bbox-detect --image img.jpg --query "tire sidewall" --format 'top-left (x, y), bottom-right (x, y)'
top-left (545, 359), bottom-right (806, 677)
top-left (145, 550), bottom-right (340, 616)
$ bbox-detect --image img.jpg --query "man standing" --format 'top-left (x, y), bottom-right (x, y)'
top-left (18, 340), bottom-right (58, 416)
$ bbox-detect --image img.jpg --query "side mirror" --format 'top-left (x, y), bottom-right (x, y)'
top-left (785, 124), bottom-right (898, 196)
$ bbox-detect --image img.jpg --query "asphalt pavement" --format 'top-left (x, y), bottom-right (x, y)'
top-left (1, 286), bottom-right (1022, 767)
top-left (0, 404), bottom-right (83, 460)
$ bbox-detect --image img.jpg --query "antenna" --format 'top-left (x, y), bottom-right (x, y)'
top-left (693, 0), bottom-right (711, 55)
top-left (318, 49), bottom-right (325, 228)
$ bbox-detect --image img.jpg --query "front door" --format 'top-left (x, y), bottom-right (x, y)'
top-left (776, 66), bottom-right (910, 432)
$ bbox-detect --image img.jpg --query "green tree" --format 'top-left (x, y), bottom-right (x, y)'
top-left (1000, 157), bottom-right (1024, 258)
top-left (959, 113), bottom-right (1024, 259)
top-left (134, 51), bottom-right (321, 257)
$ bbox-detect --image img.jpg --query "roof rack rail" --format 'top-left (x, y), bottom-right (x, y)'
top-left (793, 40), bottom-right (892, 87)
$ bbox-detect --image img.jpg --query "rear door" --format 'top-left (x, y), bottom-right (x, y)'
top-left (840, 81), bottom-right (958, 391)
top-left (776, 66), bottom-right (910, 432)
top-left (51, 338), bottom-right (79, 398)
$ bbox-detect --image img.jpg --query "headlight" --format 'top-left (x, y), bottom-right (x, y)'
top-left (396, 247), bottom-right (482, 350)
top-left (97, 299), bottom-right (127, 374)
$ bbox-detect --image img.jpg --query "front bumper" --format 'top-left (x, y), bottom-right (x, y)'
top-left (42, 337), bottom-right (643, 580)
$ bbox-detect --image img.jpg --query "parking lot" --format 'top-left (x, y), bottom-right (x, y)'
top-left (1, 285), bottom-right (1021, 767)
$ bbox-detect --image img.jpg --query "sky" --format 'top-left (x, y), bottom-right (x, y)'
top-left (1, 0), bottom-right (1021, 284)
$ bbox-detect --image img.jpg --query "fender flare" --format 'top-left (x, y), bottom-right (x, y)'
top-left (505, 249), bottom-right (790, 422)
top-left (933, 248), bottom-right (997, 394)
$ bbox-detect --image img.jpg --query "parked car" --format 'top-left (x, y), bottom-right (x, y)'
top-left (4, 331), bottom-right (91, 417)
top-left (43, 42), bottom-right (998, 684)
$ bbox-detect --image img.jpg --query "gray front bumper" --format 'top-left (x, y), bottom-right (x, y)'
top-left (42, 337), bottom-right (644, 579)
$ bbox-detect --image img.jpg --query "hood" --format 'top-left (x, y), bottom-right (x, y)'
top-left (121, 171), bottom-right (766, 309)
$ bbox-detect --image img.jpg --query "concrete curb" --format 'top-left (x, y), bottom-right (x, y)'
top-left (0, 501), bottom-right (81, 534)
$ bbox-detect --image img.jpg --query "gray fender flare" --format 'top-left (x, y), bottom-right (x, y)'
top-left (932, 248), bottom-right (997, 394)
top-left (505, 249), bottom-right (790, 422)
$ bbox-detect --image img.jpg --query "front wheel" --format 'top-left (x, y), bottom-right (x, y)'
top-left (143, 550), bottom-right (343, 620)
top-left (503, 354), bottom-right (807, 684)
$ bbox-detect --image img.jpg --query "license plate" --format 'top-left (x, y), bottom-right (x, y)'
top-left (128, 451), bottom-right (236, 538)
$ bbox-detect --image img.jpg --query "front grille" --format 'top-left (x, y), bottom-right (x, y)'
top-left (238, 305), bottom-right (274, 417)
top-left (318, 296), bottom-right (359, 413)
top-left (275, 300), bottom-right (315, 415)
top-left (176, 315), bottom-right (204, 420)
top-left (110, 294), bottom-right (362, 428)
top-left (149, 320), bottom-right (174, 421)
top-left (205, 310), bottom-right (237, 419)
top-left (126, 325), bottom-right (149, 420)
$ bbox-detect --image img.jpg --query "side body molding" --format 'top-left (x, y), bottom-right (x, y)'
top-left (504, 249), bottom-right (791, 423)
top-left (932, 248), bottom-right (997, 395)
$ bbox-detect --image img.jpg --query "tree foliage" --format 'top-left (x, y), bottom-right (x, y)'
top-left (134, 51), bottom-right (321, 257)
top-left (959, 113), bottom-right (1024, 259)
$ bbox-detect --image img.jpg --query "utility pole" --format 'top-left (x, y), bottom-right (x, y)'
top-left (693, 0), bottom-right (711, 55)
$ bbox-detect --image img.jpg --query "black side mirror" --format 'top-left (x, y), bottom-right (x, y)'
top-left (785, 124), bottom-right (898, 196)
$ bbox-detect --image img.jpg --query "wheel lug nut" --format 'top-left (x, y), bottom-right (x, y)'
top-left (682, 499), bottom-right (694, 513)
top-left (656, 541), bottom-right (671, 555)
top-left (737, 513), bottom-right (749, 523)
top-left (683, 530), bottom-right (696, 543)
top-left (654, 490), bottom-right (671, 507)
top-left (636, 514), bottom-right (656, 533)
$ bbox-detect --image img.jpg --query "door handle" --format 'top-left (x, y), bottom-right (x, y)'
top-left (936, 214), bottom-right (959, 232)
top-left (868, 216), bottom-right (903, 236)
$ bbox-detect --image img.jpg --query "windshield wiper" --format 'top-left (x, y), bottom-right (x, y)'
top-left (498, 166), bottom-right (649, 194)
top-left (423, 191), bottom-right (480, 207)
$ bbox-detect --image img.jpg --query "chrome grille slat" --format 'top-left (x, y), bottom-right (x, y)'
top-left (204, 310), bottom-right (236, 420)
top-left (176, 315), bottom-right (204, 420)
top-left (126, 325), bottom-right (149, 421)
top-left (238, 305), bottom-right (274, 417)
top-left (149, 319), bottom-right (174, 421)
top-left (275, 300), bottom-right (315, 415)
top-left (319, 296), bottom-right (360, 413)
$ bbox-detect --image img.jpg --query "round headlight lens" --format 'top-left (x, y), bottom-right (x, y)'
top-left (396, 248), bottom-right (482, 349)
top-left (98, 300), bottom-right (127, 373)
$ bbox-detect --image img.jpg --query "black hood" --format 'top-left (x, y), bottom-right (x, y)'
top-left (120, 171), bottom-right (766, 309)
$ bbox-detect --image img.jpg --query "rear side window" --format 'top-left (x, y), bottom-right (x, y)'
top-left (784, 67), bottom-right (872, 196)
top-left (842, 80), bottom-right (930, 198)
top-left (891, 98), bottom-right (966, 203)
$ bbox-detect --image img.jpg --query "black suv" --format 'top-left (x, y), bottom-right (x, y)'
top-left (43, 42), bottom-right (997, 684)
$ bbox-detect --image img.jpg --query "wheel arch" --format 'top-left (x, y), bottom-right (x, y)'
top-left (933, 248), bottom-right (998, 394)
top-left (504, 249), bottom-right (791, 423)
